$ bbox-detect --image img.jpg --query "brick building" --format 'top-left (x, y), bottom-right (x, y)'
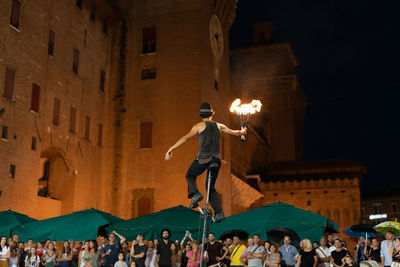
top-left (0, 0), bottom-right (364, 230)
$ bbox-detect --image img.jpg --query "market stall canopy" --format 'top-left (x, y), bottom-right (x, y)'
top-left (0, 210), bottom-right (37, 238)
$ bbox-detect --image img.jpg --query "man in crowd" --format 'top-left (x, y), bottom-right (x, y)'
top-left (353, 236), bottom-right (368, 265)
top-left (239, 238), bottom-right (253, 267)
top-left (315, 237), bottom-right (330, 267)
top-left (25, 239), bottom-right (34, 253)
top-left (103, 231), bottom-right (127, 267)
top-left (245, 235), bottom-right (265, 267)
top-left (380, 231), bottom-right (396, 267)
top-left (223, 236), bottom-right (246, 267)
top-left (223, 238), bottom-right (233, 267)
top-left (12, 235), bottom-right (20, 245)
top-left (156, 229), bottom-right (173, 267)
top-left (17, 241), bottom-right (26, 267)
top-left (206, 233), bottom-right (224, 266)
top-left (278, 236), bottom-right (297, 267)
top-left (131, 234), bottom-right (148, 267)
top-left (329, 239), bottom-right (349, 267)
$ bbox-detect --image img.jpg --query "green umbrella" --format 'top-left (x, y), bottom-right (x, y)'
top-left (12, 209), bottom-right (124, 242)
top-left (0, 210), bottom-right (37, 238)
top-left (107, 206), bottom-right (203, 242)
top-left (211, 202), bottom-right (336, 242)
top-left (374, 220), bottom-right (400, 236)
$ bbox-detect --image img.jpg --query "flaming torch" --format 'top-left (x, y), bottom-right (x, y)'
top-left (230, 99), bottom-right (262, 141)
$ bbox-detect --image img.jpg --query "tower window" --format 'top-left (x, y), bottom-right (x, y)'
top-left (1, 126), bottom-right (8, 140)
top-left (10, 0), bottom-right (21, 29)
top-left (31, 137), bottom-right (37, 150)
top-left (142, 26), bottom-right (156, 53)
top-left (85, 115), bottom-right (91, 140)
top-left (52, 98), bottom-right (60, 125)
top-left (102, 19), bottom-right (108, 34)
top-left (4, 67), bottom-right (15, 100)
top-left (73, 49), bottom-right (79, 74)
top-left (76, 0), bottom-right (82, 9)
top-left (140, 122), bottom-right (152, 148)
top-left (10, 164), bottom-right (15, 179)
top-left (98, 123), bottom-right (103, 146)
top-left (100, 70), bottom-right (105, 92)
top-left (30, 83), bottom-right (40, 112)
top-left (90, 0), bottom-right (96, 21)
top-left (48, 29), bottom-right (55, 56)
top-left (214, 80), bottom-right (218, 90)
top-left (141, 68), bottom-right (156, 80)
top-left (307, 200), bottom-right (311, 206)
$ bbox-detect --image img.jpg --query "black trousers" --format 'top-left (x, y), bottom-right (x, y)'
top-left (185, 158), bottom-right (222, 213)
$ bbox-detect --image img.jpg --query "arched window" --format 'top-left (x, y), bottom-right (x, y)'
top-left (138, 197), bottom-right (152, 217)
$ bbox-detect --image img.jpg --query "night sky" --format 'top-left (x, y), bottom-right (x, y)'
top-left (229, 0), bottom-right (400, 193)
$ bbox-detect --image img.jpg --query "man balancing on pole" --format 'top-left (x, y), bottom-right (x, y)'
top-left (165, 102), bottom-right (246, 222)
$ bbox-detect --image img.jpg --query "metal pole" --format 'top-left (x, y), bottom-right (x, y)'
top-left (199, 169), bottom-right (213, 267)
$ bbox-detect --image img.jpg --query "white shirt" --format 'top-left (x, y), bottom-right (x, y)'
top-left (315, 246), bottom-right (330, 267)
top-left (9, 256), bottom-right (18, 267)
top-left (0, 246), bottom-right (9, 261)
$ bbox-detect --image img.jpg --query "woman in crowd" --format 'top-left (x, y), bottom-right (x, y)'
top-left (36, 243), bottom-right (44, 266)
top-left (69, 241), bottom-right (78, 267)
top-left (365, 238), bottom-right (380, 263)
top-left (58, 241), bottom-right (72, 267)
top-left (78, 241), bottom-right (90, 267)
top-left (181, 243), bottom-right (192, 267)
top-left (0, 236), bottom-right (10, 267)
top-left (186, 241), bottom-right (200, 267)
top-left (393, 237), bottom-right (400, 265)
top-left (84, 241), bottom-right (99, 267)
top-left (25, 247), bottom-right (40, 267)
top-left (121, 242), bottom-right (130, 264)
top-left (42, 243), bottom-right (56, 267)
top-left (145, 240), bottom-right (156, 267)
top-left (297, 239), bottom-right (317, 267)
top-left (264, 244), bottom-right (280, 267)
top-left (9, 249), bottom-right (18, 267)
top-left (171, 243), bottom-right (182, 267)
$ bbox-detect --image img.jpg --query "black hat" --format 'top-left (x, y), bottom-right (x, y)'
top-left (199, 102), bottom-right (214, 116)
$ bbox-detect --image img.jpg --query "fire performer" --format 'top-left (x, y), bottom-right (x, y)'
top-left (165, 102), bottom-right (246, 222)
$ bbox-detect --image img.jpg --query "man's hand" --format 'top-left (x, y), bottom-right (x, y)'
top-left (165, 149), bottom-right (173, 160)
top-left (133, 240), bottom-right (138, 246)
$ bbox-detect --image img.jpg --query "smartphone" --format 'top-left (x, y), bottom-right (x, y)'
top-left (186, 230), bottom-right (190, 234)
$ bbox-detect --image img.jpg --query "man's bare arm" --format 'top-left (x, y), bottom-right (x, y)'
top-left (165, 125), bottom-right (199, 160)
top-left (218, 124), bottom-right (246, 136)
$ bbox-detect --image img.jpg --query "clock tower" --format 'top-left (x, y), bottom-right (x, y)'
top-left (106, 0), bottom-right (238, 218)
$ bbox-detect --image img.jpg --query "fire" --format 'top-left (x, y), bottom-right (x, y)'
top-left (230, 99), bottom-right (262, 115)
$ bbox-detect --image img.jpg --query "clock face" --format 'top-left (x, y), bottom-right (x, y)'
top-left (209, 14), bottom-right (223, 60)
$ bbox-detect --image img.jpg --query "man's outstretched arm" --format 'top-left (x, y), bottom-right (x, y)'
top-left (165, 125), bottom-right (198, 160)
top-left (218, 123), bottom-right (247, 136)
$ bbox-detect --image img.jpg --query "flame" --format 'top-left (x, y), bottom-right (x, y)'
top-left (230, 99), bottom-right (262, 115)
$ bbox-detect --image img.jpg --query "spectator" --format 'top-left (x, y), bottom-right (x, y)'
top-left (69, 241), bottom-right (79, 267)
top-left (365, 238), bottom-right (380, 263)
top-left (115, 253), bottom-right (128, 267)
top-left (25, 247), bottom-right (40, 267)
top-left (58, 241), bottom-right (72, 267)
top-left (12, 236), bottom-right (20, 245)
top-left (222, 238), bottom-right (233, 267)
top-left (145, 240), bottom-right (156, 267)
top-left (315, 237), bottom-right (330, 267)
top-left (393, 237), bottom-right (400, 265)
top-left (245, 235), bottom-right (265, 267)
top-left (103, 231), bottom-right (126, 267)
top-left (25, 241), bottom-right (34, 254)
top-left (381, 231), bottom-right (396, 267)
top-left (36, 243), bottom-right (44, 262)
top-left (342, 256), bottom-right (353, 267)
top-left (0, 236), bottom-right (10, 267)
top-left (156, 229), bottom-right (173, 267)
top-left (264, 242), bottom-right (270, 256)
top-left (297, 239), bottom-right (317, 267)
top-left (42, 243), bottom-right (56, 267)
top-left (78, 241), bottom-right (90, 267)
top-left (17, 242), bottom-right (27, 267)
top-left (329, 239), bottom-right (349, 267)
top-left (239, 238), bottom-right (253, 267)
top-left (131, 235), bottom-right (148, 267)
top-left (9, 249), bottom-right (18, 267)
top-left (313, 242), bottom-right (319, 250)
top-left (121, 242), bottom-right (130, 263)
top-left (264, 244), bottom-right (280, 267)
top-left (98, 237), bottom-right (107, 253)
top-left (170, 243), bottom-right (181, 267)
top-left (278, 236), bottom-right (297, 267)
top-left (328, 237), bottom-right (345, 267)
top-left (181, 243), bottom-right (192, 267)
top-left (353, 236), bottom-right (368, 265)
top-left (180, 234), bottom-right (193, 253)
top-left (87, 240), bottom-right (100, 267)
top-left (326, 236), bottom-right (334, 248)
top-left (226, 236), bottom-right (246, 267)
top-left (206, 233), bottom-right (224, 267)
top-left (186, 241), bottom-right (200, 267)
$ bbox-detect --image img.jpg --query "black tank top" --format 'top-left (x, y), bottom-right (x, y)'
top-left (197, 121), bottom-right (221, 159)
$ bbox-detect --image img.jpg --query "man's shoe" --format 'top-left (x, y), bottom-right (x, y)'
top-left (214, 211), bottom-right (225, 223)
top-left (189, 193), bottom-right (204, 209)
